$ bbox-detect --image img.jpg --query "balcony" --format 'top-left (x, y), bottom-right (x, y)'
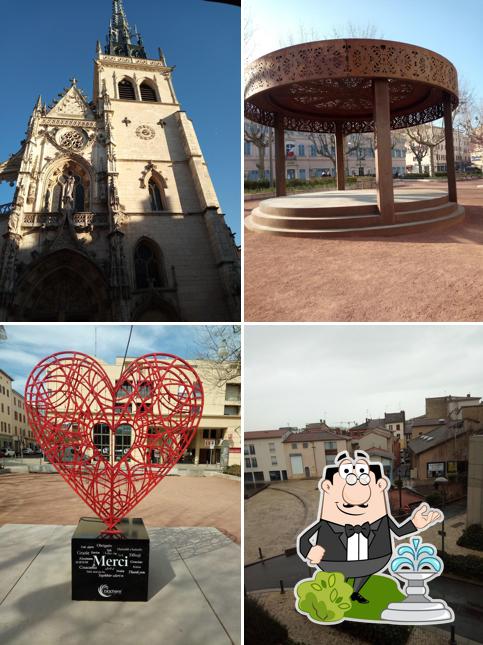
top-left (21, 212), bottom-right (109, 229)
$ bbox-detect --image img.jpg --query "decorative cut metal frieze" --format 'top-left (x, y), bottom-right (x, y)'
top-left (0, 203), bottom-right (13, 215)
top-left (245, 38), bottom-right (459, 134)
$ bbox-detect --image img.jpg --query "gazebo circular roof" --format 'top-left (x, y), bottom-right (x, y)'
top-left (244, 39), bottom-right (459, 134)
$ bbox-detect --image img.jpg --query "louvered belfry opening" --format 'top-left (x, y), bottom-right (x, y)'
top-left (140, 82), bottom-right (157, 102)
top-left (118, 79), bottom-right (136, 100)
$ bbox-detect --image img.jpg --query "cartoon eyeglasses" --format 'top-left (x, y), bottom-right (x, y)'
top-left (338, 461), bottom-right (371, 485)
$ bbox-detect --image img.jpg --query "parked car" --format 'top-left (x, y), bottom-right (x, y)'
top-left (1, 448), bottom-right (16, 457)
top-left (23, 448), bottom-right (34, 455)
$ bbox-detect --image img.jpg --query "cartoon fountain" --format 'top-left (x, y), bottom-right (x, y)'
top-left (381, 537), bottom-right (454, 624)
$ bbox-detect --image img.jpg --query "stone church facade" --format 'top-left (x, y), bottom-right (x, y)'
top-left (0, 1), bottom-right (240, 322)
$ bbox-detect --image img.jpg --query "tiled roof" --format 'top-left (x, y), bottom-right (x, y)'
top-left (408, 422), bottom-right (467, 455)
top-left (410, 417), bottom-right (446, 427)
top-left (283, 430), bottom-right (343, 443)
top-left (385, 412), bottom-right (405, 424)
top-left (245, 429), bottom-right (288, 440)
top-left (367, 448), bottom-right (394, 460)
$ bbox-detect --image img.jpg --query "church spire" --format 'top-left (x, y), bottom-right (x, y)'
top-left (105, 0), bottom-right (147, 59)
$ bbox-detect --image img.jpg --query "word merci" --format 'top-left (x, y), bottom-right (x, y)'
top-left (93, 555), bottom-right (129, 568)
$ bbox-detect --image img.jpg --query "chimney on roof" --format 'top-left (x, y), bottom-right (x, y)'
top-left (467, 393), bottom-right (471, 398)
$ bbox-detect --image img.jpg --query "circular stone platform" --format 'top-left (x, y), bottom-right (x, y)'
top-left (246, 188), bottom-right (465, 237)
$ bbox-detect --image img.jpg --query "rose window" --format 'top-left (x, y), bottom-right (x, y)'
top-left (59, 130), bottom-right (86, 151)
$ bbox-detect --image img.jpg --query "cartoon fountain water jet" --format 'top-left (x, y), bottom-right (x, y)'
top-left (381, 536), bottom-right (454, 624)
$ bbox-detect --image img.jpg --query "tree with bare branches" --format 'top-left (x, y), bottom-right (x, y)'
top-left (195, 325), bottom-right (241, 387)
top-left (406, 138), bottom-right (429, 174)
top-left (244, 122), bottom-right (271, 180)
top-left (405, 124), bottom-right (444, 176)
top-left (308, 133), bottom-right (336, 171)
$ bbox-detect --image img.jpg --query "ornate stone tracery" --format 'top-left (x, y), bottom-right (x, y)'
top-left (135, 124), bottom-right (156, 140)
top-left (58, 129), bottom-right (87, 151)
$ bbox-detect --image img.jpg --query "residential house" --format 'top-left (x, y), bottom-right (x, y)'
top-left (244, 429), bottom-right (290, 482)
top-left (282, 430), bottom-right (347, 479)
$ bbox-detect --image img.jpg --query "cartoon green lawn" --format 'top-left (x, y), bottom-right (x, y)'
top-left (295, 450), bottom-right (454, 625)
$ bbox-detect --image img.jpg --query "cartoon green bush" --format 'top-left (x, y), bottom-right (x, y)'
top-left (295, 571), bottom-right (353, 623)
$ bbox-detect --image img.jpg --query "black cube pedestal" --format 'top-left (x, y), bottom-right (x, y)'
top-left (72, 517), bottom-right (150, 601)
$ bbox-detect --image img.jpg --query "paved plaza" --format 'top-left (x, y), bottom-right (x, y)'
top-left (245, 480), bottom-right (480, 564)
top-left (0, 473), bottom-right (241, 543)
top-left (0, 523), bottom-right (240, 645)
top-left (245, 180), bottom-right (483, 322)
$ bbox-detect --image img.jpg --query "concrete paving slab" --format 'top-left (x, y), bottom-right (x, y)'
top-left (0, 523), bottom-right (240, 645)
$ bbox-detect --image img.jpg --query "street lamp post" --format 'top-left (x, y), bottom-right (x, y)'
top-left (435, 476), bottom-right (449, 555)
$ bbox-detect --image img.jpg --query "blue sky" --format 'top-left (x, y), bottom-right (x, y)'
top-left (246, 0), bottom-right (483, 98)
top-left (0, 0), bottom-right (240, 240)
top-left (0, 324), bottom-right (228, 394)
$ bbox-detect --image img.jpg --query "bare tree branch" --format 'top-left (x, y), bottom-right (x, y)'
top-left (194, 326), bottom-right (241, 387)
top-left (244, 122), bottom-right (271, 180)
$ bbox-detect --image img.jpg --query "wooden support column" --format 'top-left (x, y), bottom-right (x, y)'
top-left (373, 79), bottom-right (395, 224)
top-left (274, 114), bottom-right (286, 197)
top-left (443, 92), bottom-right (457, 203)
top-left (335, 122), bottom-right (345, 190)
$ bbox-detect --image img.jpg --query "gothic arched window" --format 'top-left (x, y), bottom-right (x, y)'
top-left (134, 239), bottom-right (164, 289)
top-left (118, 79), bottom-right (136, 100)
top-left (140, 82), bottom-right (157, 102)
top-left (148, 178), bottom-right (164, 211)
top-left (75, 181), bottom-right (85, 212)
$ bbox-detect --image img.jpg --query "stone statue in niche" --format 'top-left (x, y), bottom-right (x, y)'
top-left (8, 209), bottom-right (21, 235)
top-left (44, 189), bottom-right (51, 212)
top-left (62, 173), bottom-right (76, 211)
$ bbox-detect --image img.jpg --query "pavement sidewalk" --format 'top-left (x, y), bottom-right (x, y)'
top-left (0, 523), bottom-right (241, 645)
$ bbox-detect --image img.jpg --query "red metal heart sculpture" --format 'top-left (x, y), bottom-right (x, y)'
top-left (24, 351), bottom-right (204, 532)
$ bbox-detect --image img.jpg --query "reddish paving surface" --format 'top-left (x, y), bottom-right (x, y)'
top-left (0, 473), bottom-right (240, 543)
top-left (244, 179), bottom-right (483, 321)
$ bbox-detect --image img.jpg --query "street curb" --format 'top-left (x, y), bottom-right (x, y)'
top-left (269, 485), bottom-right (310, 524)
top-left (441, 571), bottom-right (483, 587)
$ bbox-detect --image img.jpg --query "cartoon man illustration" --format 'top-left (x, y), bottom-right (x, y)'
top-left (297, 450), bottom-right (442, 604)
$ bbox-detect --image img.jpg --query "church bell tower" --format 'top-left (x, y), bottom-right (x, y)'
top-left (0, 0), bottom-right (240, 322)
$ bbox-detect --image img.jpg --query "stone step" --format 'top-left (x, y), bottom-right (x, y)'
top-left (245, 205), bottom-right (465, 238)
top-left (251, 208), bottom-right (381, 230)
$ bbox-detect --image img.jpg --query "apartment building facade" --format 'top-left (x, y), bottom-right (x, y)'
top-left (244, 128), bottom-right (407, 181)
top-left (100, 356), bottom-right (241, 468)
top-left (0, 369), bottom-right (35, 451)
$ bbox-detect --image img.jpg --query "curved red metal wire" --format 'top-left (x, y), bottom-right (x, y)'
top-left (24, 351), bottom-right (204, 532)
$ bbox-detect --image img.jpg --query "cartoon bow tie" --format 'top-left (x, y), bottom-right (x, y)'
top-left (345, 522), bottom-right (371, 538)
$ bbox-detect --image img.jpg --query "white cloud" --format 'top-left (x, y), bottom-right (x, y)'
top-left (245, 325), bottom-right (483, 430)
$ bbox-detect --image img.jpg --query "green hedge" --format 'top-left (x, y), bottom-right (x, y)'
top-left (439, 550), bottom-right (483, 581)
top-left (224, 464), bottom-right (241, 477)
top-left (244, 179), bottom-right (271, 190)
top-left (405, 173), bottom-right (430, 179)
top-left (456, 524), bottom-right (483, 552)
